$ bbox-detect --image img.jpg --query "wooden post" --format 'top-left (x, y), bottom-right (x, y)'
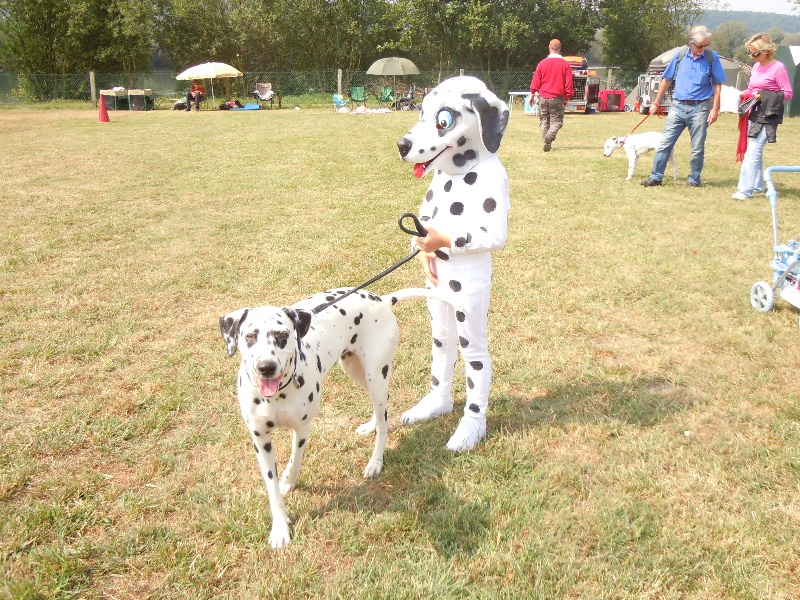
top-left (89, 71), bottom-right (96, 107)
top-left (459, 69), bottom-right (464, 76)
top-left (337, 69), bottom-right (342, 96)
top-left (606, 68), bottom-right (613, 90)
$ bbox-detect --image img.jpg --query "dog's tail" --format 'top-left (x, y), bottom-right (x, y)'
top-left (382, 287), bottom-right (457, 308)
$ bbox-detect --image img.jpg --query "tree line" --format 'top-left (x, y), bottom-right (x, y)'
top-left (1, 0), bottom-right (715, 77)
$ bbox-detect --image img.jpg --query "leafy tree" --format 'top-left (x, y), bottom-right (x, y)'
top-left (712, 20), bottom-right (749, 58)
top-left (600, 0), bottom-right (707, 74)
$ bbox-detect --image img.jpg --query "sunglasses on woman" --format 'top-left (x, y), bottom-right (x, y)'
top-left (748, 50), bottom-right (762, 58)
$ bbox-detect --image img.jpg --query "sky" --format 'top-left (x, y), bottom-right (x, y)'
top-left (715, 0), bottom-right (798, 14)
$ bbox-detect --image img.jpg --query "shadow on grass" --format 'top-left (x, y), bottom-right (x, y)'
top-left (300, 374), bottom-right (696, 558)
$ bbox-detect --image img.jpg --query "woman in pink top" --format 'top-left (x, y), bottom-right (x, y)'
top-left (733, 33), bottom-right (794, 201)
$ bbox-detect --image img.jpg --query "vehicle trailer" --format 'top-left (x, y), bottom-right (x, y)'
top-left (564, 56), bottom-right (599, 113)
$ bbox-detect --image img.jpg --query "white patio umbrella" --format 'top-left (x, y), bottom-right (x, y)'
top-left (175, 62), bottom-right (243, 107)
top-left (366, 56), bottom-right (420, 90)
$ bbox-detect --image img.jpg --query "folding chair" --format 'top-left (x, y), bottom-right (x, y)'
top-left (252, 82), bottom-right (275, 109)
top-left (348, 86), bottom-right (367, 107)
top-left (374, 85), bottom-right (395, 109)
top-left (333, 94), bottom-right (348, 111)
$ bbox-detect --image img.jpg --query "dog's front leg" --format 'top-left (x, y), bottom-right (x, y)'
top-left (362, 389), bottom-right (389, 479)
top-left (280, 423), bottom-right (312, 495)
top-left (627, 151), bottom-right (637, 180)
top-left (251, 431), bottom-right (292, 549)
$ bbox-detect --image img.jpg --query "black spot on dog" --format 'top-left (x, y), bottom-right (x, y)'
top-left (308, 392), bottom-right (313, 403)
top-left (254, 397), bottom-right (261, 405)
top-left (483, 197), bottom-right (497, 213)
top-left (421, 215), bottom-right (430, 222)
top-left (279, 393), bottom-right (285, 399)
top-left (268, 470), bottom-right (273, 479)
top-left (431, 206), bottom-right (438, 219)
top-left (468, 403), bottom-right (480, 413)
top-left (467, 377), bottom-right (474, 389)
top-left (449, 280), bottom-right (462, 292)
top-left (351, 334), bottom-right (358, 344)
top-left (276, 336), bottom-right (287, 350)
top-left (253, 430), bottom-right (260, 436)
top-left (266, 420), bottom-right (275, 428)
top-left (303, 414), bottom-right (307, 420)
top-left (316, 382), bottom-right (320, 392)
top-left (464, 172), bottom-right (478, 185)
top-left (238, 375), bottom-right (242, 387)
top-left (384, 409), bottom-right (388, 421)
top-left (459, 336), bottom-right (469, 347)
top-left (457, 136), bottom-right (467, 147)
top-left (254, 442), bottom-right (259, 453)
top-left (433, 338), bottom-right (442, 347)
top-left (354, 313), bottom-right (363, 325)
top-left (432, 375), bottom-right (440, 386)
top-left (470, 360), bottom-right (484, 370)
top-left (444, 180), bottom-right (452, 192)
top-left (480, 226), bottom-right (487, 232)
top-left (317, 355), bottom-right (322, 371)
top-left (326, 295), bottom-right (335, 301)
top-left (391, 297), bottom-right (398, 305)
top-left (456, 311), bottom-right (465, 322)
top-left (382, 364), bottom-right (389, 378)
top-left (453, 149), bottom-right (477, 167)
top-left (339, 308), bottom-right (346, 316)
top-left (264, 442), bottom-right (272, 452)
top-left (450, 202), bottom-right (464, 216)
top-left (299, 439), bottom-right (306, 448)
top-left (425, 189), bottom-right (434, 202)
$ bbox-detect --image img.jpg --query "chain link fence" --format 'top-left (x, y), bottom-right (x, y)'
top-left (0, 68), bottom-right (642, 107)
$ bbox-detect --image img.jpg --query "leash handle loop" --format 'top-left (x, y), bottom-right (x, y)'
top-left (398, 212), bottom-right (448, 260)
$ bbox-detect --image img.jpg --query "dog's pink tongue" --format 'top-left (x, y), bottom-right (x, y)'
top-left (259, 377), bottom-right (281, 398)
top-left (413, 163), bottom-right (425, 179)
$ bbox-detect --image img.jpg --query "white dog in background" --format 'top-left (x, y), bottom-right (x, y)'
top-left (603, 131), bottom-right (678, 181)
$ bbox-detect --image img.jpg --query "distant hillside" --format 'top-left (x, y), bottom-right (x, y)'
top-left (696, 9), bottom-right (800, 33)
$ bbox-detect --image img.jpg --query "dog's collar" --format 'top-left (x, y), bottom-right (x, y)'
top-left (619, 136), bottom-right (627, 147)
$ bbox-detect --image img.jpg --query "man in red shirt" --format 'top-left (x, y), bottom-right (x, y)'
top-left (530, 39), bottom-right (573, 152)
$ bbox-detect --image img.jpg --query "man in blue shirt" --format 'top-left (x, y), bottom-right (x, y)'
top-left (641, 26), bottom-right (727, 188)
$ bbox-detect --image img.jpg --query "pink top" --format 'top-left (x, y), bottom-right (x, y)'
top-left (747, 60), bottom-right (794, 100)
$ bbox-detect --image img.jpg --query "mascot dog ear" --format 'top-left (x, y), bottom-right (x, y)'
top-left (219, 308), bottom-right (250, 357)
top-left (462, 90), bottom-right (510, 154)
top-left (282, 307), bottom-right (312, 339)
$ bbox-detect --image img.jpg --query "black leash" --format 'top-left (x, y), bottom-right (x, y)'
top-left (311, 213), bottom-right (446, 315)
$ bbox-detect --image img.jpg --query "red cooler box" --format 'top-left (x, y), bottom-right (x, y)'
top-left (598, 89), bottom-right (625, 112)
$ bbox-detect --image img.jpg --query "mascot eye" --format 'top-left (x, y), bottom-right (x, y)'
top-left (436, 109), bottom-right (455, 130)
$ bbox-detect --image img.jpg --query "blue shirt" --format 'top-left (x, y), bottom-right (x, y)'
top-left (663, 47), bottom-right (727, 101)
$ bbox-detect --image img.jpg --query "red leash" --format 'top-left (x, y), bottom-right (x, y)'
top-left (630, 111), bottom-right (651, 134)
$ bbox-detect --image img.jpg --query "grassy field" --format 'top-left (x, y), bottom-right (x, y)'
top-left (1, 103), bottom-right (799, 599)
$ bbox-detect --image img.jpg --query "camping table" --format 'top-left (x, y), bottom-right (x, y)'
top-left (507, 91), bottom-right (531, 115)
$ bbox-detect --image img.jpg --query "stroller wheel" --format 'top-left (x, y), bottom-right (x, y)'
top-left (750, 281), bottom-right (775, 312)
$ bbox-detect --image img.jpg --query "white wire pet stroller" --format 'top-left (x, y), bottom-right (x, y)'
top-left (750, 166), bottom-right (800, 325)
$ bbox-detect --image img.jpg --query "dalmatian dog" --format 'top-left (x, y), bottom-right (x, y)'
top-left (603, 131), bottom-right (678, 181)
top-left (396, 75), bottom-right (511, 452)
top-left (219, 286), bottom-right (455, 549)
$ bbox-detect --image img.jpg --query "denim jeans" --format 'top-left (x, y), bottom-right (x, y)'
top-left (736, 127), bottom-right (768, 197)
top-left (650, 101), bottom-right (710, 184)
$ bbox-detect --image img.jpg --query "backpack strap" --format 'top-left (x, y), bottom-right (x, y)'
top-left (673, 46), bottom-right (714, 82)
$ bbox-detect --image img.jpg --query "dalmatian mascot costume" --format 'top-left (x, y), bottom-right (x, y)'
top-left (396, 76), bottom-right (510, 452)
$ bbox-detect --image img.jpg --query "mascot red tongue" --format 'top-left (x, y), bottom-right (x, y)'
top-left (258, 376), bottom-right (282, 397)
top-left (413, 162), bottom-right (426, 179)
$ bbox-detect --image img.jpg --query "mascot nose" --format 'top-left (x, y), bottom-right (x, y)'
top-left (397, 137), bottom-right (412, 158)
top-left (256, 359), bottom-right (279, 378)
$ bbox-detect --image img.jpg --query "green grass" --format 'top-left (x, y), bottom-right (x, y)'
top-left (1, 105), bottom-right (800, 599)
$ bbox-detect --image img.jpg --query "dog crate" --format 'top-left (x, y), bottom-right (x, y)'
top-left (99, 88), bottom-right (128, 110)
top-left (128, 89), bottom-right (154, 111)
top-left (597, 89), bottom-right (625, 112)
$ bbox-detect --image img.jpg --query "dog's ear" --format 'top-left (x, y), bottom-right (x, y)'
top-left (282, 307), bottom-right (312, 339)
top-left (462, 90), bottom-right (509, 154)
top-left (219, 308), bottom-right (249, 357)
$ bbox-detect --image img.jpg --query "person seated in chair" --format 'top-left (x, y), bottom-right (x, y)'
top-left (186, 79), bottom-right (206, 112)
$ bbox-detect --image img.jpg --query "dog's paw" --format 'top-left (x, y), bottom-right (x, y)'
top-left (269, 522), bottom-right (292, 549)
top-left (363, 458), bottom-right (383, 479)
top-left (279, 479), bottom-right (295, 496)
top-left (355, 418), bottom-right (376, 436)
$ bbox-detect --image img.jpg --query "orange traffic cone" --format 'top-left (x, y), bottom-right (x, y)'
top-left (98, 95), bottom-right (110, 123)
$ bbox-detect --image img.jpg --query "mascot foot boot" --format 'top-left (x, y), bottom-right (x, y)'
top-left (401, 394), bottom-right (453, 425)
top-left (446, 415), bottom-right (487, 452)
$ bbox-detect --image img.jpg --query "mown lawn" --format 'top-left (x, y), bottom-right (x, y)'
top-left (1, 103), bottom-right (799, 599)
